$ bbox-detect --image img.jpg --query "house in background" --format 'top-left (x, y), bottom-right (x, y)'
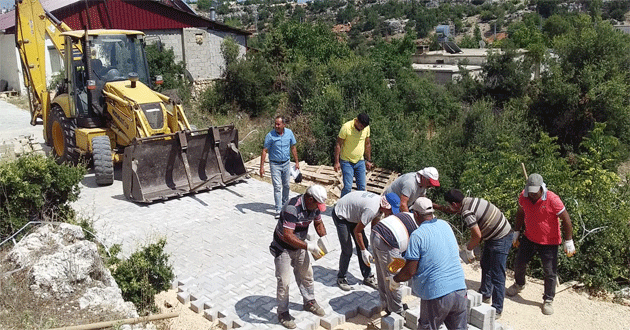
top-left (0, 0), bottom-right (250, 94)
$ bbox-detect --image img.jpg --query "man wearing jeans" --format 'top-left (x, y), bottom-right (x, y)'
top-left (507, 173), bottom-right (575, 316)
top-left (334, 113), bottom-right (372, 197)
top-left (393, 197), bottom-right (468, 330)
top-left (443, 189), bottom-right (512, 318)
top-left (260, 116), bottom-right (299, 217)
top-left (332, 191), bottom-right (399, 291)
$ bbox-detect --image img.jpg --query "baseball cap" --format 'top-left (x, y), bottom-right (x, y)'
top-left (306, 185), bottom-right (327, 212)
top-left (416, 167), bottom-right (440, 187)
top-left (382, 193), bottom-right (401, 215)
top-left (526, 173), bottom-right (544, 194)
top-left (410, 197), bottom-right (434, 215)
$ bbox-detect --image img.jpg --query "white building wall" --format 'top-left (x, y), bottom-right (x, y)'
top-left (0, 34), bottom-right (25, 94)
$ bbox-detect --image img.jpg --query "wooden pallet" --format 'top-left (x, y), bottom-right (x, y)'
top-left (244, 156), bottom-right (399, 201)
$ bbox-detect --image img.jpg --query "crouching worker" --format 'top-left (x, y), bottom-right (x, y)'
top-left (392, 197), bottom-right (468, 330)
top-left (269, 185), bottom-right (329, 329)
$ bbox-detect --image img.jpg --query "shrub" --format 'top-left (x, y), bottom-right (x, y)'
top-left (145, 44), bottom-right (191, 104)
top-left (0, 155), bottom-right (85, 241)
top-left (108, 238), bottom-right (174, 314)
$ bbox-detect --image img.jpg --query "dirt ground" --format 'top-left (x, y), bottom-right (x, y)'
top-left (154, 261), bottom-right (630, 330)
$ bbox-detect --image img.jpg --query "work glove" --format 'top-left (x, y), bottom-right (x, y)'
top-left (465, 249), bottom-right (475, 263)
top-left (361, 249), bottom-right (374, 267)
top-left (564, 239), bottom-right (576, 257)
top-left (388, 275), bottom-right (400, 291)
top-left (512, 231), bottom-right (520, 248)
top-left (307, 241), bottom-right (324, 259)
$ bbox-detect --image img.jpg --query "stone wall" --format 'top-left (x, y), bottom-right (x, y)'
top-left (182, 27), bottom-right (247, 81)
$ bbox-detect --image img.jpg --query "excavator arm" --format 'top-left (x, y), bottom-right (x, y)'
top-left (15, 0), bottom-right (75, 125)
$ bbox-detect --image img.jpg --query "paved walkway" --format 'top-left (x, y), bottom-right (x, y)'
top-left (0, 99), bottom-right (404, 329)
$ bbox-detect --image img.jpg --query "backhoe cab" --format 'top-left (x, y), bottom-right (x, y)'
top-left (16, 1), bottom-right (247, 203)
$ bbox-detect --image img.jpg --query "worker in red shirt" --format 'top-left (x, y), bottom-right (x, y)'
top-left (506, 173), bottom-right (575, 316)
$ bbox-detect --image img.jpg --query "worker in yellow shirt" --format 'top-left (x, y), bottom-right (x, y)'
top-left (334, 113), bottom-right (372, 197)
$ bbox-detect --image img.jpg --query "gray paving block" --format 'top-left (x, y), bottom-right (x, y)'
top-left (404, 307), bottom-right (419, 330)
top-left (401, 285), bottom-right (412, 297)
top-left (171, 279), bottom-right (179, 289)
top-left (176, 291), bottom-right (190, 304)
top-left (190, 300), bottom-right (205, 313)
top-left (469, 304), bottom-right (495, 330)
top-left (381, 313), bottom-right (405, 330)
top-left (338, 306), bottom-right (359, 319)
top-left (203, 301), bottom-right (213, 310)
top-left (467, 325), bottom-right (481, 330)
top-left (219, 315), bottom-right (236, 329)
top-left (203, 308), bottom-right (219, 322)
top-left (320, 311), bottom-right (345, 329)
top-left (295, 319), bottom-right (318, 330)
top-left (359, 300), bottom-right (382, 317)
top-left (467, 290), bottom-right (482, 309)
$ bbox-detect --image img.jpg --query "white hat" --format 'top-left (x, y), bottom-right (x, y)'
top-left (416, 167), bottom-right (440, 187)
top-left (306, 185), bottom-right (327, 212)
top-left (410, 197), bottom-right (434, 215)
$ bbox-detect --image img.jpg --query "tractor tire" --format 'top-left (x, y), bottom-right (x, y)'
top-left (92, 135), bottom-right (114, 186)
top-left (50, 106), bottom-right (79, 165)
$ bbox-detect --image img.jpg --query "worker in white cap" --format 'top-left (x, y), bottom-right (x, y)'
top-left (392, 197), bottom-right (467, 330)
top-left (384, 167), bottom-right (441, 212)
top-left (269, 184), bottom-right (329, 328)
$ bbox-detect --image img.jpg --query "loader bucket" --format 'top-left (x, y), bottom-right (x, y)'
top-left (122, 125), bottom-right (247, 203)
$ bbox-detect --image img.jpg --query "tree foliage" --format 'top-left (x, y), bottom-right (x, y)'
top-left (0, 155), bottom-right (85, 241)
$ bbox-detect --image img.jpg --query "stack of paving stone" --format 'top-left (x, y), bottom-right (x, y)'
top-left (0, 134), bottom-right (46, 162)
top-left (244, 156), bottom-right (400, 200)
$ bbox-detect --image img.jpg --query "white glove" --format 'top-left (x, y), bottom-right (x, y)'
top-left (564, 239), bottom-right (576, 257)
top-left (465, 249), bottom-right (475, 263)
top-left (307, 241), bottom-right (323, 259)
top-left (512, 231), bottom-right (520, 248)
top-left (361, 249), bottom-right (374, 267)
top-left (388, 275), bottom-right (400, 291)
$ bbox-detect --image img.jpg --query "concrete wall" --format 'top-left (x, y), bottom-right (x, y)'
top-left (0, 34), bottom-right (25, 94)
top-left (145, 29), bottom-right (184, 62)
top-left (182, 27), bottom-right (246, 81)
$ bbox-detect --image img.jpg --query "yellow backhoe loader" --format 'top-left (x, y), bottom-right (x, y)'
top-left (15, 0), bottom-right (247, 202)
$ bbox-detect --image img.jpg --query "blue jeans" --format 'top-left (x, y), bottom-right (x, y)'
top-left (332, 209), bottom-right (371, 280)
top-left (340, 159), bottom-right (366, 197)
top-left (478, 233), bottom-right (512, 314)
top-left (513, 235), bottom-right (559, 302)
top-left (270, 160), bottom-right (290, 213)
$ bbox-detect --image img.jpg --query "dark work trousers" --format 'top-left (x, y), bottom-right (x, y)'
top-left (332, 208), bottom-right (372, 280)
top-left (513, 235), bottom-right (559, 301)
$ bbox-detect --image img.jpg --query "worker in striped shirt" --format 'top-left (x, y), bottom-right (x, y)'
top-left (443, 189), bottom-right (513, 319)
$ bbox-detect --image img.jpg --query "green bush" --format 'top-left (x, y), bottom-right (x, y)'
top-left (145, 44), bottom-right (191, 104)
top-left (0, 155), bottom-right (85, 241)
top-left (108, 238), bottom-right (174, 314)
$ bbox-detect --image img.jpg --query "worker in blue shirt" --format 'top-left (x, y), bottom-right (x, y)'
top-left (260, 116), bottom-right (299, 217)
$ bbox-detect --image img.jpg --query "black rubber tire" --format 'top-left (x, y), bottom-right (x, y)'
top-left (92, 135), bottom-right (114, 186)
top-left (50, 106), bottom-right (79, 165)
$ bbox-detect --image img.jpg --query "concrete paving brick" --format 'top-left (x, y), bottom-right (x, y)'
top-left (295, 319), bottom-right (318, 330)
top-left (469, 304), bottom-right (496, 330)
top-left (382, 313), bottom-right (405, 330)
top-left (203, 308), bottom-right (219, 321)
top-left (190, 299), bottom-right (207, 313)
top-left (467, 325), bottom-right (482, 330)
top-left (337, 306), bottom-right (358, 320)
top-left (218, 315), bottom-right (236, 329)
top-left (319, 312), bottom-right (345, 329)
top-left (359, 300), bottom-right (382, 317)
top-left (401, 285), bottom-right (412, 297)
top-left (176, 291), bottom-right (190, 304)
top-left (404, 308), bottom-right (420, 330)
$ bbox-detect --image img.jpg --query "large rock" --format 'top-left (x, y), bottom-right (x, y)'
top-left (5, 223), bottom-right (138, 319)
